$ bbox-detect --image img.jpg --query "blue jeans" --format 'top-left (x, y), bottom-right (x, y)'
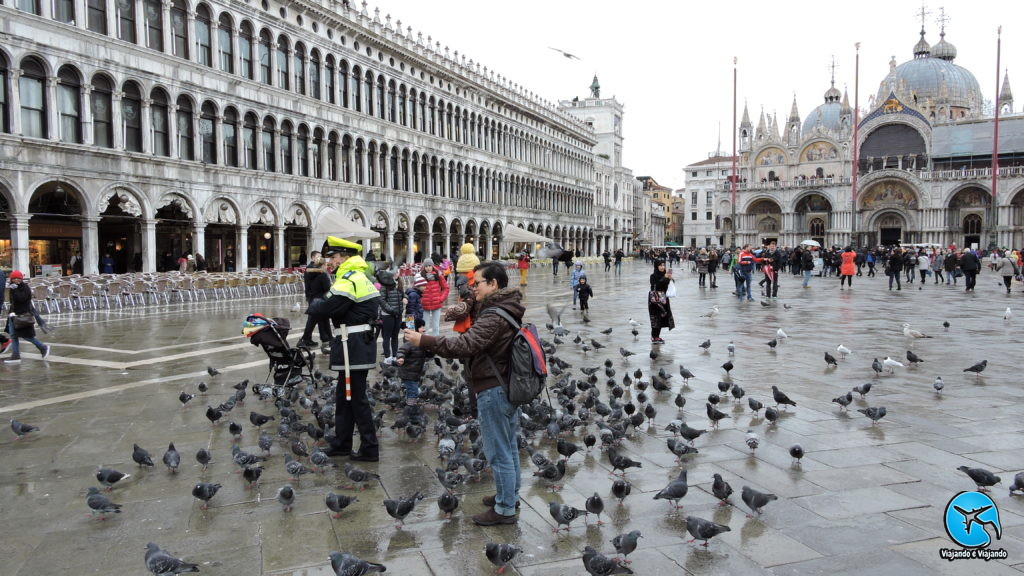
top-left (614, 261), bottom-right (622, 274)
top-left (477, 386), bottom-right (521, 516)
top-left (741, 270), bottom-right (753, 300)
top-left (10, 334), bottom-right (45, 357)
top-left (423, 308), bottom-right (441, 336)
top-left (572, 285), bottom-right (580, 305)
top-left (401, 379), bottom-right (420, 400)
top-left (802, 269), bottom-right (813, 287)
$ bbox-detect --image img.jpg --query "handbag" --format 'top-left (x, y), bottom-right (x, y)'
top-left (13, 312), bottom-right (36, 329)
top-left (665, 281), bottom-right (677, 298)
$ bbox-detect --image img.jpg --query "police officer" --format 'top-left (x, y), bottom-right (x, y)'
top-left (315, 236), bottom-right (382, 461)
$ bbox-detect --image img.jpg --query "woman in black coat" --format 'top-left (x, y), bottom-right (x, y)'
top-left (648, 276), bottom-right (675, 344)
top-left (297, 253), bottom-right (333, 349)
top-left (4, 271), bottom-right (49, 363)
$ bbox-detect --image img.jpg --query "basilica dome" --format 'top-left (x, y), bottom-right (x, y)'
top-left (875, 29), bottom-right (981, 115)
top-left (802, 83), bottom-right (845, 135)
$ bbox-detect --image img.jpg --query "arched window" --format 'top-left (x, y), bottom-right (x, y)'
top-left (17, 0), bottom-right (40, 16)
top-left (327, 132), bottom-right (337, 180)
top-left (121, 81), bottom-right (142, 151)
top-left (323, 55), bottom-right (334, 104)
top-left (217, 14), bottom-right (234, 73)
top-left (144, 0), bottom-right (163, 51)
top-left (222, 107), bottom-right (238, 167)
top-left (91, 75), bottom-right (113, 148)
top-left (195, 5), bottom-right (212, 66)
top-left (308, 49), bottom-right (321, 100)
top-left (176, 95), bottom-right (194, 160)
top-left (261, 117), bottom-right (275, 171)
top-left (54, 0), bottom-right (75, 23)
top-left (296, 125), bottom-right (309, 177)
top-left (0, 56), bottom-right (9, 134)
top-left (376, 75), bottom-right (384, 119)
top-left (57, 66), bottom-right (82, 143)
top-left (171, 0), bottom-right (188, 58)
top-left (350, 65), bottom-right (361, 112)
top-left (87, 0), bottom-right (107, 34)
top-left (964, 214), bottom-right (983, 235)
top-left (366, 142), bottom-right (376, 186)
top-left (275, 35), bottom-right (289, 89)
top-left (199, 101), bottom-right (216, 164)
top-left (353, 138), bottom-right (364, 184)
top-left (238, 22), bottom-right (253, 79)
top-left (387, 80), bottom-right (396, 122)
top-left (341, 135), bottom-right (351, 182)
top-left (258, 29), bottom-right (272, 85)
top-left (293, 43), bottom-right (306, 96)
top-left (809, 217), bottom-right (825, 237)
top-left (150, 88), bottom-right (169, 156)
top-left (398, 86), bottom-right (407, 126)
top-left (310, 128), bottom-right (322, 178)
top-left (116, 0), bottom-right (135, 42)
top-left (364, 70), bottom-right (373, 115)
top-left (339, 60), bottom-right (349, 108)
top-left (243, 112), bottom-right (257, 169)
top-left (279, 120), bottom-right (292, 174)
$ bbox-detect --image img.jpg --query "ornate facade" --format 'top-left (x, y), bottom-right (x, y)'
top-left (720, 21), bottom-right (1024, 250)
top-left (0, 0), bottom-right (603, 275)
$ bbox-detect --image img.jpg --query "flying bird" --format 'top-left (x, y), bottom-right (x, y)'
top-left (548, 46), bottom-right (582, 60)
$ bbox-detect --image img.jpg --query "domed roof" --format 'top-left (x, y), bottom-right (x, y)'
top-left (913, 29), bottom-right (931, 58)
top-left (931, 32), bottom-right (957, 61)
top-left (884, 57), bottom-right (980, 110)
top-left (802, 101), bottom-right (843, 135)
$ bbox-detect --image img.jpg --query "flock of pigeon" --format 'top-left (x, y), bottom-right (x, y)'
top-left (5, 292), bottom-right (1016, 575)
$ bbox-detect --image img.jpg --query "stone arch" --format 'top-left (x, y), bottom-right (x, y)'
top-left (858, 179), bottom-right (920, 212)
top-left (348, 208), bottom-right (368, 227)
top-left (247, 200), bottom-right (278, 226)
top-left (284, 202), bottom-right (312, 227)
top-left (97, 184), bottom-right (147, 217)
top-left (203, 196), bottom-right (239, 224)
top-left (27, 178), bottom-right (89, 216)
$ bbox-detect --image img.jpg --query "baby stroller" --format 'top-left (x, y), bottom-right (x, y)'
top-left (242, 313), bottom-right (316, 397)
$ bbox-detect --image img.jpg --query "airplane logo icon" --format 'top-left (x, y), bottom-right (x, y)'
top-left (945, 491), bottom-right (1003, 548)
top-left (953, 504), bottom-right (1002, 539)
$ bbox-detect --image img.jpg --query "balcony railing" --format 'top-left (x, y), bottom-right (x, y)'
top-left (720, 165), bottom-right (1024, 191)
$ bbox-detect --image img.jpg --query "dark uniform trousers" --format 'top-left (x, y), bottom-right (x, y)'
top-left (335, 370), bottom-right (378, 456)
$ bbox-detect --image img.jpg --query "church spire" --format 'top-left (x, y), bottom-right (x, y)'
top-left (788, 94), bottom-right (800, 121)
top-left (999, 70), bottom-right (1014, 114)
top-left (589, 74), bottom-right (600, 98)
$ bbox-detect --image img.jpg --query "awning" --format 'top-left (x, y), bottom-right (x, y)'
top-left (314, 208), bottom-right (379, 241)
top-left (502, 226), bottom-right (553, 243)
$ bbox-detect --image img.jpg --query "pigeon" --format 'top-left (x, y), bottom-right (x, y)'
top-left (309, 449), bottom-right (334, 472)
top-left (546, 303), bottom-right (569, 336)
top-left (727, 341), bottom-right (735, 356)
top-left (205, 405), bottom-right (223, 425)
top-left (325, 492), bottom-right (357, 518)
top-left (191, 482), bottom-right (221, 510)
top-left (162, 442), bottom-right (180, 473)
top-left (1006, 307), bottom-right (1013, 321)
top-left (207, 366), bottom-right (220, 376)
top-left (698, 339), bottom-right (711, 351)
top-left (706, 402), bottom-right (729, 428)
top-left (858, 406), bottom-right (887, 425)
top-left (852, 382), bottom-right (872, 398)
top-left (666, 437), bottom-right (699, 461)
top-left (741, 485), bottom-right (778, 517)
top-left (902, 323), bottom-right (932, 339)
top-left (721, 360), bottom-right (734, 374)
top-left (276, 484), bottom-right (296, 511)
top-left (685, 515), bottom-right (731, 547)
top-left (10, 418), bottom-right (38, 439)
top-left (533, 460), bottom-right (566, 491)
top-left (485, 542), bottom-right (522, 575)
top-left (582, 545), bottom-right (634, 576)
top-left (933, 376), bottom-right (944, 395)
top-left (771, 386), bottom-right (797, 409)
top-left (958, 466), bottom-right (1001, 492)
top-left (196, 381), bottom-right (208, 394)
top-left (232, 445), bottom-right (267, 469)
top-left (557, 438), bottom-right (582, 462)
top-left (242, 465), bottom-right (263, 489)
top-left (619, 347), bottom-right (635, 359)
top-left (96, 467), bottom-right (130, 491)
top-left (776, 328), bottom-right (788, 340)
top-left (601, 327), bottom-right (613, 335)
top-left (783, 303), bottom-right (793, 309)
top-left (764, 406), bottom-right (779, 426)
top-left (789, 444), bottom-right (805, 465)
top-left (610, 530), bottom-right (643, 563)
top-left (766, 338), bottom-right (777, 350)
top-left (257, 432), bottom-right (273, 454)
top-left (943, 320), bottom-right (950, 329)
top-left (144, 543), bottom-right (199, 575)
top-left (700, 305), bottom-right (719, 318)
top-left (228, 421), bottom-right (243, 438)
top-left (745, 430), bottom-right (759, 453)
top-left (760, 300), bottom-right (770, 307)
top-left (678, 365), bottom-right (695, 383)
top-left (1009, 472), bottom-right (1024, 496)
top-left (249, 411), bottom-right (275, 428)
top-left (832, 392), bottom-right (853, 411)
top-left (437, 490), bottom-right (460, 519)
top-left (383, 491), bottom-right (423, 528)
top-left (730, 384), bottom-right (746, 401)
top-left (611, 479), bottom-right (632, 504)
top-left (86, 486), bottom-right (122, 519)
top-left (585, 492), bottom-right (606, 525)
top-left (653, 469), bottom-right (688, 509)
top-left (133, 444), bottom-right (155, 467)
top-left (824, 351), bottom-right (837, 368)
top-left (963, 360), bottom-right (988, 377)
top-left (882, 356), bottom-right (904, 373)
top-left (871, 358), bottom-right (884, 377)
top-left (607, 449), bottom-right (642, 475)
top-left (178, 392), bottom-right (195, 406)
top-left (906, 350), bottom-right (923, 365)
top-left (747, 397), bottom-right (763, 414)
top-left (195, 448), bottom-right (212, 470)
top-left (328, 551), bottom-right (387, 576)
top-left (285, 455), bottom-right (313, 481)
top-left (548, 501), bottom-right (587, 532)
top-left (706, 473), bottom-right (733, 507)
top-left (836, 344), bottom-right (851, 359)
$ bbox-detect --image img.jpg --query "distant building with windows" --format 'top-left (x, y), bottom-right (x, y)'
top-left (637, 175), bottom-right (673, 246)
top-left (682, 154), bottom-right (734, 247)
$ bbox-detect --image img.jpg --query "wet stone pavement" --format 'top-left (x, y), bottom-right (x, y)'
top-left (2, 261), bottom-right (1023, 575)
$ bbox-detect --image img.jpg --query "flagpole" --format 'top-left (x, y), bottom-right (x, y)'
top-left (851, 42), bottom-right (861, 248)
top-left (990, 26), bottom-right (1002, 249)
top-left (731, 57), bottom-right (738, 249)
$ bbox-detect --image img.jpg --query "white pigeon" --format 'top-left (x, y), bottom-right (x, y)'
top-left (902, 323), bottom-right (931, 339)
top-left (727, 341), bottom-right (736, 356)
top-left (836, 344), bottom-right (852, 359)
top-left (745, 430), bottom-right (759, 452)
top-left (882, 356), bottom-right (905, 373)
top-left (933, 376), bottom-right (944, 395)
top-left (701, 305), bottom-right (719, 318)
top-left (1005, 307), bottom-right (1012, 321)
top-left (628, 318), bottom-right (641, 328)
top-left (776, 328), bottom-right (789, 340)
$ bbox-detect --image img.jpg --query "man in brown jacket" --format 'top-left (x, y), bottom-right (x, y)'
top-left (404, 261), bottom-right (524, 526)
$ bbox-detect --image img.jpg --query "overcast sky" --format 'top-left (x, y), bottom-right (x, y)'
top-left (375, 1), bottom-right (1022, 190)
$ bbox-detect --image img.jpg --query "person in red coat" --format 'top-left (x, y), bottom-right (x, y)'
top-left (839, 246), bottom-right (857, 289)
top-left (418, 258), bottom-right (450, 336)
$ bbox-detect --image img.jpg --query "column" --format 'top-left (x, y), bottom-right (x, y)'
top-left (133, 0), bottom-right (145, 47)
top-left (81, 216), bottom-right (100, 275)
top-left (236, 226), bottom-right (249, 271)
top-left (212, 113), bottom-right (223, 165)
top-left (8, 70), bottom-right (22, 136)
top-left (142, 218), bottom-right (157, 272)
top-left (105, 0), bottom-right (117, 38)
top-left (484, 234), bottom-right (492, 261)
top-left (74, 0), bottom-right (87, 29)
top-left (406, 230), bottom-right (415, 265)
top-left (140, 98), bottom-right (152, 153)
top-left (80, 83), bottom-right (94, 145)
top-left (386, 230), bottom-right (395, 263)
top-left (193, 221), bottom-right (206, 260)
top-left (273, 226), bottom-right (285, 269)
top-left (11, 214), bottom-right (31, 275)
top-left (185, 9), bottom-right (196, 64)
top-left (167, 103), bottom-right (178, 157)
top-left (46, 76), bottom-right (59, 141)
top-left (111, 91), bottom-right (124, 150)
top-left (161, 0), bottom-right (172, 54)
top-left (442, 232), bottom-right (450, 258)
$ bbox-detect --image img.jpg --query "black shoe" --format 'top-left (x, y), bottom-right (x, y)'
top-left (323, 445), bottom-right (351, 457)
top-left (350, 450), bottom-right (379, 462)
top-left (296, 339), bottom-right (317, 348)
